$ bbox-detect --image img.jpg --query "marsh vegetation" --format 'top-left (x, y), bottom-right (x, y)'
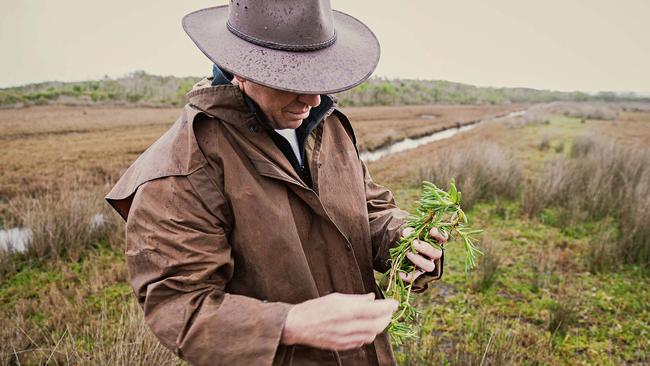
top-left (1, 100), bottom-right (648, 365)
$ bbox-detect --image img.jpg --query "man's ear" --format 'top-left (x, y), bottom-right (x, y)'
top-left (233, 74), bottom-right (245, 84)
top-left (232, 75), bottom-right (246, 90)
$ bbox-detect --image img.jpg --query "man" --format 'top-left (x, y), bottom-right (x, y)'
top-left (106, 1), bottom-right (446, 365)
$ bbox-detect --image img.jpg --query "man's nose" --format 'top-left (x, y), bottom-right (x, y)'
top-left (298, 94), bottom-right (321, 108)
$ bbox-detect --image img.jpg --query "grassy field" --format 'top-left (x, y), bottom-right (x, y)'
top-left (0, 104), bottom-right (522, 211)
top-left (0, 102), bottom-right (648, 365)
top-left (374, 106), bottom-right (650, 365)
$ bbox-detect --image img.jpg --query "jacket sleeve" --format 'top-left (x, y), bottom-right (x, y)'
top-left (362, 161), bottom-right (443, 292)
top-left (125, 174), bottom-right (292, 366)
top-left (363, 160), bottom-right (409, 274)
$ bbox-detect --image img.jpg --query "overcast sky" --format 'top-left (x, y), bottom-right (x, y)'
top-left (1, 0), bottom-right (649, 93)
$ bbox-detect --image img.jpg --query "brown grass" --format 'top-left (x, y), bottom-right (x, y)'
top-left (1, 300), bottom-right (183, 366)
top-left (548, 296), bottom-right (578, 340)
top-left (473, 241), bottom-right (501, 292)
top-left (417, 143), bottom-right (522, 210)
top-left (2, 102), bottom-right (649, 365)
top-left (396, 312), bottom-right (529, 365)
top-left (595, 110), bottom-right (650, 146)
top-left (523, 135), bottom-right (650, 266)
top-left (5, 182), bottom-right (118, 266)
top-left (502, 102), bottom-right (619, 129)
top-left (0, 106), bottom-right (177, 208)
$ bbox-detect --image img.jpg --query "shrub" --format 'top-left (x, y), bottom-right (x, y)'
top-left (126, 92), bottom-right (144, 103)
top-left (523, 135), bottom-right (650, 267)
top-left (473, 242), bottom-right (501, 292)
top-left (529, 251), bottom-right (556, 293)
top-left (5, 184), bottom-right (117, 264)
top-left (0, 92), bottom-right (25, 105)
top-left (418, 143), bottom-right (522, 210)
top-left (548, 297), bottom-right (577, 340)
top-left (539, 135), bottom-right (551, 151)
top-left (556, 103), bottom-right (619, 120)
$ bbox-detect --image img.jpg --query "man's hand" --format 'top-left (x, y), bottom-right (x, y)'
top-left (398, 227), bottom-right (446, 283)
top-left (281, 292), bottom-right (398, 351)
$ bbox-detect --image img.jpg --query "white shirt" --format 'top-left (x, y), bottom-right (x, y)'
top-left (274, 128), bottom-right (302, 165)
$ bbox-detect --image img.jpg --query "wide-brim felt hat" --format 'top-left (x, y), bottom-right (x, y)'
top-left (182, 1), bottom-right (380, 94)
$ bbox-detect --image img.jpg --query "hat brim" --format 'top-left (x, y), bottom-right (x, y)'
top-left (182, 6), bottom-right (380, 94)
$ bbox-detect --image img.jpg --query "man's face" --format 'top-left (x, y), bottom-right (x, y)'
top-left (234, 76), bottom-right (321, 130)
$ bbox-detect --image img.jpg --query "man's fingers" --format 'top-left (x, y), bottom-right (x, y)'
top-left (334, 292), bottom-right (375, 301)
top-left (428, 227), bottom-right (449, 243)
top-left (401, 227), bottom-right (415, 238)
top-left (412, 240), bottom-right (443, 260)
top-left (346, 298), bottom-right (398, 320)
top-left (337, 314), bottom-right (393, 338)
top-left (399, 270), bottom-right (424, 283)
top-left (406, 251), bottom-right (436, 272)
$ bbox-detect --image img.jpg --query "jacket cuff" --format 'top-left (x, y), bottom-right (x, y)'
top-left (374, 210), bottom-right (409, 273)
top-left (410, 251), bottom-right (444, 293)
top-left (177, 294), bottom-right (293, 366)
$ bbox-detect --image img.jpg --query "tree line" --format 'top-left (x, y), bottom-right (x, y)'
top-left (1, 71), bottom-right (646, 108)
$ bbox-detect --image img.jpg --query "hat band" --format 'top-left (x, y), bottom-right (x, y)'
top-left (226, 21), bottom-right (337, 51)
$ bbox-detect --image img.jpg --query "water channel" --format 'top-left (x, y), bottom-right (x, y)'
top-left (360, 109), bottom-right (526, 162)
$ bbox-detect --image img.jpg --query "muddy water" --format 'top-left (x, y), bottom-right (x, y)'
top-left (0, 227), bottom-right (32, 252)
top-left (360, 110), bottom-right (527, 162)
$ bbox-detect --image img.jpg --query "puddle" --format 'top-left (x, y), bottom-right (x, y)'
top-left (0, 227), bottom-right (32, 253)
top-left (0, 213), bottom-right (108, 253)
top-left (360, 110), bottom-right (527, 162)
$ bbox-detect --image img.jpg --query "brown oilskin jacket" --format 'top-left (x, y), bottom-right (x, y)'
top-left (106, 78), bottom-right (442, 366)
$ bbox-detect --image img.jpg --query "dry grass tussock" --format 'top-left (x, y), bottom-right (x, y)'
top-left (0, 180), bottom-right (123, 278)
top-left (547, 102), bottom-right (619, 121)
top-left (523, 135), bottom-right (650, 266)
top-left (1, 300), bottom-right (183, 366)
top-left (473, 241), bottom-right (501, 292)
top-left (417, 143), bottom-right (522, 210)
top-left (396, 312), bottom-right (542, 365)
top-left (4, 183), bottom-right (119, 262)
top-left (503, 102), bottom-right (619, 128)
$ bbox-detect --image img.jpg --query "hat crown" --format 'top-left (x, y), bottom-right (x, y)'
top-left (227, 0), bottom-right (336, 51)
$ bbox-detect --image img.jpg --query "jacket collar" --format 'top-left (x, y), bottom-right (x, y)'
top-left (186, 77), bottom-right (339, 191)
top-left (187, 78), bottom-right (255, 128)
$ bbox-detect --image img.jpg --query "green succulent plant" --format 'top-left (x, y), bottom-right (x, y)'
top-left (383, 179), bottom-right (483, 344)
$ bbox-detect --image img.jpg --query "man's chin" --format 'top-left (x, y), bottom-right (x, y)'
top-left (280, 119), bottom-right (303, 129)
